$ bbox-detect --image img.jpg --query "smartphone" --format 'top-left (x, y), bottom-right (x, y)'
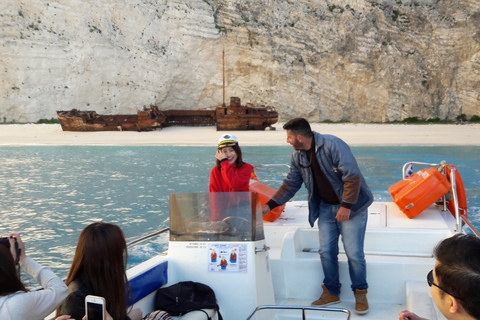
top-left (85, 295), bottom-right (105, 320)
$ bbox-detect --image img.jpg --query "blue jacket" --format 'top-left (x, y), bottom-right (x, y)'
top-left (271, 132), bottom-right (374, 227)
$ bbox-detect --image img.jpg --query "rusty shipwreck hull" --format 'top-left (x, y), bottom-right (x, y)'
top-left (57, 97), bottom-right (278, 132)
top-left (56, 107), bottom-right (165, 132)
top-left (162, 110), bottom-right (216, 127)
top-left (215, 97), bottom-right (278, 131)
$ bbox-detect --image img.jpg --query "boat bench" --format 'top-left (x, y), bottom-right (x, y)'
top-left (279, 227), bottom-right (448, 260)
top-left (271, 226), bottom-right (444, 303)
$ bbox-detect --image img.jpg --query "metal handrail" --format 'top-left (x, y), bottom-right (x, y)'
top-left (246, 305), bottom-right (351, 320)
top-left (126, 227), bottom-right (170, 247)
top-left (401, 161), bottom-right (444, 179)
top-left (461, 215), bottom-right (480, 237)
top-left (254, 164), bottom-right (291, 169)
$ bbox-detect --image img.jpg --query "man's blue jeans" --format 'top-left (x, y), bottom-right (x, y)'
top-left (317, 202), bottom-right (368, 297)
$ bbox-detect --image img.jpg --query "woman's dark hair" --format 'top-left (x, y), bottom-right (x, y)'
top-left (59, 222), bottom-right (131, 320)
top-left (0, 244), bottom-right (28, 296)
top-left (215, 144), bottom-right (244, 170)
top-left (434, 233), bottom-right (480, 319)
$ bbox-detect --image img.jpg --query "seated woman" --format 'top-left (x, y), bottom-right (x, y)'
top-left (209, 134), bottom-right (255, 221)
top-left (0, 233), bottom-right (68, 320)
top-left (56, 222), bottom-right (142, 320)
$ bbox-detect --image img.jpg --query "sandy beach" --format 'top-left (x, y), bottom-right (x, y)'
top-left (0, 123), bottom-right (479, 146)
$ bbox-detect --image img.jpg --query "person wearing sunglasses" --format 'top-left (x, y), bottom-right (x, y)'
top-left (399, 233), bottom-right (480, 320)
top-left (261, 118), bottom-right (373, 314)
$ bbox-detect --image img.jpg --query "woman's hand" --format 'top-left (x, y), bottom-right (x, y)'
top-left (8, 233), bottom-right (27, 263)
top-left (216, 149), bottom-right (227, 161)
top-left (399, 309), bottom-right (429, 320)
top-left (56, 316), bottom-right (72, 320)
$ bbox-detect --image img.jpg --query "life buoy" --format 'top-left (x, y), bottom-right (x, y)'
top-left (249, 174), bottom-right (285, 222)
top-left (442, 164), bottom-right (467, 218)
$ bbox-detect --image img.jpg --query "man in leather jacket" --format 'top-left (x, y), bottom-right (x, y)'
top-left (262, 118), bottom-right (373, 314)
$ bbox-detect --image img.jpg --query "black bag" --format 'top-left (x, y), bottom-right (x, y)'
top-left (154, 281), bottom-right (223, 320)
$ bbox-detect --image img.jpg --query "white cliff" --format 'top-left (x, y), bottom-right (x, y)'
top-left (1, 0), bottom-right (479, 122)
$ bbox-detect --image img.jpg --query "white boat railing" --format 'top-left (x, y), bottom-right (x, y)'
top-left (246, 305), bottom-right (351, 320)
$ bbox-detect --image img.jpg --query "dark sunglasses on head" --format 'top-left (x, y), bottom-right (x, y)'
top-left (427, 269), bottom-right (462, 300)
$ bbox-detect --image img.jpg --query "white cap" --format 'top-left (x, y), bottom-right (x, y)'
top-left (218, 134), bottom-right (239, 148)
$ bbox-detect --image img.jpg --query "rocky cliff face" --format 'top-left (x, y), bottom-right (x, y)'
top-left (1, 0), bottom-right (479, 122)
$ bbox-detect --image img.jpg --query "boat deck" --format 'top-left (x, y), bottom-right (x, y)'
top-left (262, 201), bottom-right (454, 319)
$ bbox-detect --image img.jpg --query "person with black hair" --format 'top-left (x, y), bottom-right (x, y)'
top-left (399, 233), bottom-right (480, 320)
top-left (0, 233), bottom-right (68, 320)
top-left (261, 118), bottom-right (373, 314)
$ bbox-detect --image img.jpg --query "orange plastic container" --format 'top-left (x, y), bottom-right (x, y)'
top-left (389, 167), bottom-right (451, 218)
top-left (388, 169), bottom-right (427, 198)
top-left (249, 179), bottom-right (285, 222)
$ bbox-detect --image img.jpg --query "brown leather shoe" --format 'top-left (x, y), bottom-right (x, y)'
top-left (311, 285), bottom-right (340, 307)
top-left (355, 289), bottom-right (369, 314)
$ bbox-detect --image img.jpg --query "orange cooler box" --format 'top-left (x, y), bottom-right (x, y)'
top-left (249, 179), bottom-right (285, 222)
top-left (388, 167), bottom-right (451, 218)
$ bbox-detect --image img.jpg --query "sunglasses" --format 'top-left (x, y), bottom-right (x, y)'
top-left (427, 269), bottom-right (462, 300)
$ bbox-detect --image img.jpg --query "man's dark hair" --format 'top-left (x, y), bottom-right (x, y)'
top-left (283, 118), bottom-right (314, 138)
top-left (434, 233), bottom-right (480, 318)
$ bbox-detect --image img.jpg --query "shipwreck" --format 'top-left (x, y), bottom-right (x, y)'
top-left (56, 97), bottom-right (278, 132)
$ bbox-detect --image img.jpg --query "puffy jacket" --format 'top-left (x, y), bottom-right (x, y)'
top-left (271, 132), bottom-right (373, 226)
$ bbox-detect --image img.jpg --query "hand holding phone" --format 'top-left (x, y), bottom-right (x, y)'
top-left (85, 295), bottom-right (106, 320)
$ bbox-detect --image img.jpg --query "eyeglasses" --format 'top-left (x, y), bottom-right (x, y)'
top-left (427, 269), bottom-right (462, 300)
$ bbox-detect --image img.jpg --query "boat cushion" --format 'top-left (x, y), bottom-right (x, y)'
top-left (128, 261), bottom-right (168, 306)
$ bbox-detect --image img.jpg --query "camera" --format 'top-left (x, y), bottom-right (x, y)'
top-left (0, 236), bottom-right (21, 266)
top-left (0, 236), bottom-right (10, 248)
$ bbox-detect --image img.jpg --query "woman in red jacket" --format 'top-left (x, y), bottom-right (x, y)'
top-left (209, 134), bottom-right (254, 220)
top-left (209, 134), bottom-right (254, 192)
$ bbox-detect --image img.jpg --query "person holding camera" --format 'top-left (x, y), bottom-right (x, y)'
top-left (0, 233), bottom-right (68, 320)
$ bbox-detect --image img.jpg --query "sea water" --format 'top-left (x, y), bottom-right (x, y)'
top-left (0, 146), bottom-right (479, 287)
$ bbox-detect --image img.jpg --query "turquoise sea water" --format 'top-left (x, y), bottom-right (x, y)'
top-left (0, 146), bottom-right (479, 286)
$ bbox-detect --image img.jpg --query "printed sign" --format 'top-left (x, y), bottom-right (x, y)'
top-left (208, 244), bottom-right (247, 273)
